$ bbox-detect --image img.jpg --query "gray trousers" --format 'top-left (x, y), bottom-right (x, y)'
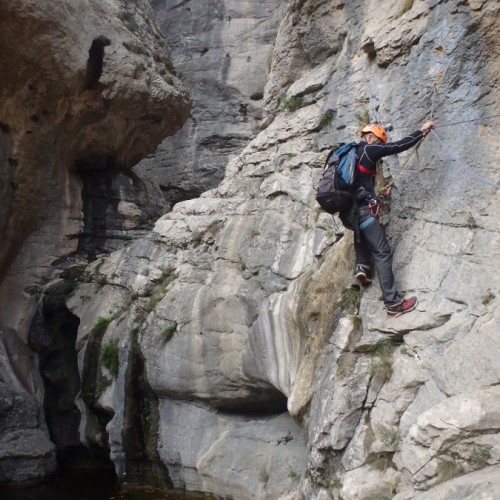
top-left (355, 217), bottom-right (401, 306)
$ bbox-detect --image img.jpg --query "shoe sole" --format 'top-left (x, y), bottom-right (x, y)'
top-left (355, 274), bottom-right (372, 287)
top-left (386, 300), bottom-right (418, 318)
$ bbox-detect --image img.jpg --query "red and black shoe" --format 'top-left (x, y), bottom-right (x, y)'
top-left (386, 296), bottom-right (418, 318)
top-left (355, 265), bottom-right (372, 287)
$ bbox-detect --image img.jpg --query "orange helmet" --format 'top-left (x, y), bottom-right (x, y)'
top-left (360, 124), bottom-right (387, 143)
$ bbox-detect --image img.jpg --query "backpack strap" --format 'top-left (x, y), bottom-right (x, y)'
top-left (356, 163), bottom-right (376, 177)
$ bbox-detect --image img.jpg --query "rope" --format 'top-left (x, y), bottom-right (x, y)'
top-left (378, 137), bottom-right (425, 197)
top-left (434, 113), bottom-right (500, 129)
top-left (430, 129), bottom-right (500, 189)
top-left (397, 113), bottom-right (500, 130)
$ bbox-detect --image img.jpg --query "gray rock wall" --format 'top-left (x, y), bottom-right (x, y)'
top-left (133, 0), bottom-right (287, 206)
top-left (79, 0), bottom-right (498, 498)
top-left (2, 0), bottom-right (500, 498)
top-left (0, 0), bottom-right (190, 483)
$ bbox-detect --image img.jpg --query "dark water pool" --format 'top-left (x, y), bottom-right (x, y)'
top-left (0, 472), bottom-right (210, 500)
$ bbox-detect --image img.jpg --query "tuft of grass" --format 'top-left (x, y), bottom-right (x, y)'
top-left (342, 286), bottom-right (361, 310)
top-left (25, 285), bottom-right (42, 298)
top-left (91, 316), bottom-right (112, 337)
top-left (355, 109), bottom-right (370, 125)
top-left (101, 340), bottom-right (119, 377)
top-left (259, 463), bottom-right (270, 484)
top-left (366, 340), bottom-right (402, 356)
top-left (436, 457), bottom-right (464, 484)
top-left (369, 355), bottom-right (393, 382)
top-left (237, 252), bottom-right (246, 271)
top-left (352, 314), bottom-right (363, 330)
top-left (378, 426), bottom-right (401, 450)
top-left (329, 477), bottom-right (342, 491)
top-left (279, 96), bottom-right (302, 112)
top-left (93, 377), bottom-right (112, 400)
top-left (146, 294), bottom-right (161, 313)
top-left (369, 455), bottom-right (393, 472)
top-left (470, 446), bottom-right (490, 465)
top-left (319, 109), bottom-right (336, 129)
top-left (160, 321), bottom-right (178, 342)
top-left (366, 340), bottom-right (402, 384)
top-left (314, 207), bottom-right (322, 223)
top-left (481, 289), bottom-right (495, 305)
top-left (288, 466), bottom-right (300, 482)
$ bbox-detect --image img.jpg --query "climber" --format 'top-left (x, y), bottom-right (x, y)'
top-left (339, 120), bottom-right (434, 317)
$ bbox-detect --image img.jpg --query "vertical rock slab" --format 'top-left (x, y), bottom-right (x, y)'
top-left (134, 0), bottom-right (287, 204)
top-left (0, 0), bottom-right (190, 483)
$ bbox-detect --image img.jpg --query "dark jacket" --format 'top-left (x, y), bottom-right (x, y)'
top-left (354, 130), bottom-right (424, 201)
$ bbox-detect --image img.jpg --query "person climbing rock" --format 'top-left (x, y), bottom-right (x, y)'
top-left (340, 121), bottom-right (434, 317)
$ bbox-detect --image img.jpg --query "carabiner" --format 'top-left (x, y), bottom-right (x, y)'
top-left (369, 199), bottom-right (380, 217)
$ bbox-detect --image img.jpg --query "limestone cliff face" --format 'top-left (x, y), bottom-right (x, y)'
top-left (2, 0), bottom-right (500, 499)
top-left (133, 0), bottom-right (287, 206)
top-left (0, 0), bottom-right (190, 482)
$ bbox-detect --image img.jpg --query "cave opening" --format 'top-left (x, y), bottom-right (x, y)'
top-left (121, 329), bottom-right (172, 489)
top-left (28, 281), bottom-right (114, 472)
top-left (73, 157), bottom-right (168, 260)
top-left (74, 156), bottom-right (122, 259)
top-left (84, 35), bottom-right (111, 90)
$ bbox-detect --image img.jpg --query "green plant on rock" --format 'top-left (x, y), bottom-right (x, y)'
top-left (378, 426), bottom-right (402, 450)
top-left (470, 445), bottom-right (490, 465)
top-left (248, 227), bottom-right (260, 238)
top-left (355, 109), bottom-right (370, 125)
top-left (237, 252), bottom-right (246, 271)
top-left (329, 477), bottom-right (342, 492)
top-left (368, 455), bottom-right (394, 472)
top-left (369, 355), bottom-right (393, 383)
top-left (279, 96), bottom-right (302, 112)
top-left (319, 109), bottom-right (336, 129)
top-left (481, 289), bottom-right (495, 305)
top-left (314, 207), bottom-right (322, 223)
top-left (93, 377), bottom-right (112, 400)
top-left (80, 272), bottom-right (94, 283)
top-left (288, 466), bottom-right (300, 482)
top-left (342, 286), bottom-right (361, 310)
top-left (352, 314), bottom-right (363, 330)
top-left (436, 457), bottom-right (464, 484)
top-left (160, 321), bottom-right (178, 342)
top-left (91, 316), bottom-right (112, 337)
top-left (146, 294), bottom-right (161, 313)
top-left (259, 463), bottom-right (270, 484)
top-left (101, 339), bottom-right (119, 377)
top-left (25, 285), bottom-right (42, 298)
top-left (367, 340), bottom-right (401, 385)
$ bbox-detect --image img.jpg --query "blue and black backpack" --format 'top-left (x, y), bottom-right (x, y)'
top-left (316, 142), bottom-right (358, 215)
